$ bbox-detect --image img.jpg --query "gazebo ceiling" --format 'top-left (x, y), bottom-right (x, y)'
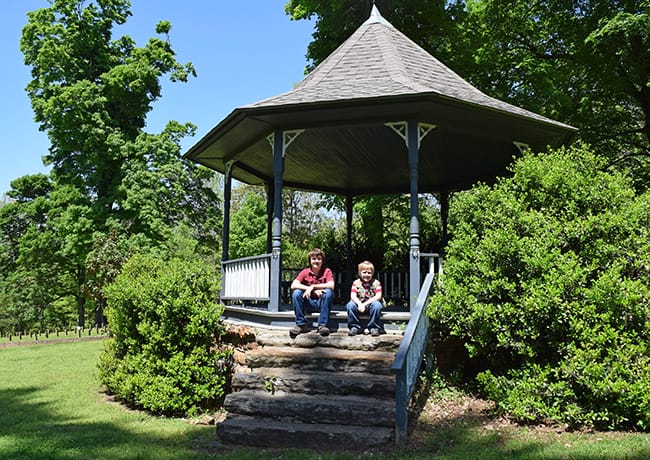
top-left (185, 6), bottom-right (577, 196)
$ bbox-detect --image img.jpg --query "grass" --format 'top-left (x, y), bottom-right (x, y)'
top-left (0, 339), bottom-right (219, 460)
top-left (1, 340), bottom-right (648, 459)
top-left (401, 388), bottom-right (650, 460)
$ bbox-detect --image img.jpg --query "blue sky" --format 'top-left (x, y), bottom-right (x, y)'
top-left (0, 1), bottom-right (315, 196)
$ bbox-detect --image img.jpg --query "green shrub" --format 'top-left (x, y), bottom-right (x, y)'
top-left (97, 253), bottom-right (230, 416)
top-left (429, 144), bottom-right (650, 430)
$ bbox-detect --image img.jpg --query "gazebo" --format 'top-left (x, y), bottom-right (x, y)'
top-left (185, 5), bottom-right (576, 321)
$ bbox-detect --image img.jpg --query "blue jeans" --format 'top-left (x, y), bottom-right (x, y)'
top-left (346, 300), bottom-right (383, 331)
top-left (292, 288), bottom-right (333, 327)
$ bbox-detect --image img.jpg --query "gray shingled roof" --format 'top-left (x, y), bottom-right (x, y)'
top-left (185, 6), bottom-right (576, 195)
top-left (247, 6), bottom-right (572, 130)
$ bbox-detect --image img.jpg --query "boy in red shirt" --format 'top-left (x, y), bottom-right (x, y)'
top-left (290, 248), bottom-right (334, 337)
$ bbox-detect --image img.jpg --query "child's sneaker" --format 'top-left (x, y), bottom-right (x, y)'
top-left (370, 328), bottom-right (380, 337)
top-left (318, 325), bottom-right (330, 337)
top-left (289, 324), bottom-right (311, 337)
top-left (348, 327), bottom-right (359, 336)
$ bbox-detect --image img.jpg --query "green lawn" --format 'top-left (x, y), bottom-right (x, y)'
top-left (1, 339), bottom-right (648, 460)
top-left (0, 340), bottom-right (221, 460)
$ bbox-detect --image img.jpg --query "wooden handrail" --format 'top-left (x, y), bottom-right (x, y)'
top-left (391, 264), bottom-right (439, 444)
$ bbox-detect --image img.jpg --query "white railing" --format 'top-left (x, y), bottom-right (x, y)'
top-left (222, 252), bottom-right (442, 306)
top-left (221, 254), bottom-right (271, 301)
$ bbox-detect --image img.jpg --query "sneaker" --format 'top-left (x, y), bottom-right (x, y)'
top-left (370, 328), bottom-right (380, 337)
top-left (348, 327), bottom-right (359, 336)
top-left (317, 325), bottom-right (330, 337)
top-left (289, 324), bottom-right (311, 337)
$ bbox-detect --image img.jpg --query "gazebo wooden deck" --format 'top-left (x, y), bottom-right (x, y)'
top-left (185, 5), bottom-right (576, 446)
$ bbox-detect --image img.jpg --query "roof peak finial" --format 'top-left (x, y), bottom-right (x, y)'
top-left (364, 3), bottom-right (392, 27)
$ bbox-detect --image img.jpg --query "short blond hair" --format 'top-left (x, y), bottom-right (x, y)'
top-left (357, 260), bottom-right (375, 275)
top-left (308, 248), bottom-right (325, 261)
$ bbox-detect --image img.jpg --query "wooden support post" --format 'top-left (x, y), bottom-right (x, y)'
top-left (345, 195), bottom-right (354, 294)
top-left (265, 182), bottom-right (274, 254)
top-left (221, 162), bottom-right (233, 300)
top-left (407, 120), bottom-right (420, 309)
top-left (269, 130), bottom-right (284, 312)
top-left (440, 190), bottom-right (449, 251)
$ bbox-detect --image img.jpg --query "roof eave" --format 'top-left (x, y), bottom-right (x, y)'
top-left (184, 92), bottom-right (577, 163)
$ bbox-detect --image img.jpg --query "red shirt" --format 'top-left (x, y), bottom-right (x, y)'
top-left (295, 267), bottom-right (334, 288)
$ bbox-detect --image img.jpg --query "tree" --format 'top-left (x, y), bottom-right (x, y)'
top-left (286, 0), bottom-right (650, 187)
top-left (428, 144), bottom-right (650, 430)
top-left (20, 0), bottom-right (195, 210)
top-left (118, 122), bottom-right (222, 254)
top-left (282, 190), bottom-right (331, 250)
top-left (3, 0), bottom-right (221, 329)
top-left (0, 175), bottom-right (87, 331)
top-left (456, 0), bottom-right (650, 186)
top-left (229, 190), bottom-right (268, 259)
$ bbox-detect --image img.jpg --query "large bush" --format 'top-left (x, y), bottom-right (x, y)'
top-left (428, 144), bottom-right (650, 430)
top-left (97, 253), bottom-right (230, 416)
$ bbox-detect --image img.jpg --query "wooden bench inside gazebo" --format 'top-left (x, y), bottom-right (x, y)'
top-left (184, 5), bottom-right (576, 448)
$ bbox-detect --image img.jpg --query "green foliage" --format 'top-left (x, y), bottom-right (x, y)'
top-left (353, 194), bottom-right (442, 270)
top-left (2, 1), bottom-right (221, 330)
top-left (98, 253), bottom-right (230, 416)
top-left (428, 144), bottom-right (650, 430)
top-left (0, 178), bottom-right (93, 331)
top-left (20, 0), bottom-right (197, 202)
top-left (229, 191), bottom-right (268, 259)
top-left (450, 0), bottom-right (650, 186)
top-left (119, 121), bottom-right (222, 254)
top-left (286, 0), bottom-right (650, 187)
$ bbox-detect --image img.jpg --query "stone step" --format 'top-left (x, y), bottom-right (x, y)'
top-left (217, 414), bottom-right (393, 449)
top-left (232, 366), bottom-right (396, 395)
top-left (218, 324), bottom-right (401, 449)
top-left (224, 389), bottom-right (395, 427)
top-left (244, 345), bottom-right (396, 374)
top-left (255, 328), bottom-right (403, 351)
top-left (222, 304), bottom-right (410, 330)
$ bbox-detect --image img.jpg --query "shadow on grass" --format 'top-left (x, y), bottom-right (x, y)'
top-left (0, 386), bottom-right (213, 460)
top-left (2, 383), bottom-right (647, 460)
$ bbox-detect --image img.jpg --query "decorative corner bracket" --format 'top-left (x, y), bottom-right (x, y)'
top-left (267, 129), bottom-right (305, 157)
top-left (385, 121), bottom-right (437, 149)
top-left (513, 141), bottom-right (529, 155)
top-left (224, 161), bottom-right (234, 177)
top-left (385, 121), bottom-right (408, 143)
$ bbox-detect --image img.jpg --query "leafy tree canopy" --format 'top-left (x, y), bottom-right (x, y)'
top-left (286, 0), bottom-right (650, 187)
top-left (20, 0), bottom-right (196, 210)
top-left (0, 0), bottom-right (221, 331)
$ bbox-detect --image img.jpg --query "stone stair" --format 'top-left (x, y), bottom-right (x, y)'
top-left (217, 326), bottom-right (403, 450)
top-left (221, 303), bottom-right (411, 331)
